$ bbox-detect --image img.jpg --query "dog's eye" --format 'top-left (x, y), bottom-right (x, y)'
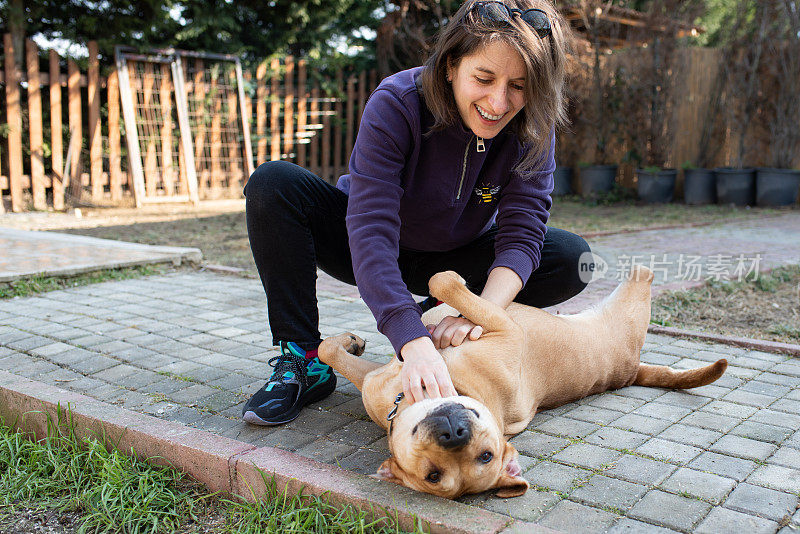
top-left (478, 451), bottom-right (493, 464)
top-left (426, 471), bottom-right (441, 483)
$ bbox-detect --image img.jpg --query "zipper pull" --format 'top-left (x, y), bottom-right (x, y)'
top-left (476, 137), bottom-right (485, 153)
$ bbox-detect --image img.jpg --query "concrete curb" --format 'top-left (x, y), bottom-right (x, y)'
top-left (0, 228), bottom-right (202, 283)
top-left (0, 370), bottom-right (554, 534)
top-left (647, 324), bottom-right (800, 356)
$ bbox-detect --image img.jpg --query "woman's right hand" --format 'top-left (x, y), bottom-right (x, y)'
top-left (399, 337), bottom-right (458, 403)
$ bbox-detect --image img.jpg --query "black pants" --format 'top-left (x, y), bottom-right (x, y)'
top-left (245, 160), bottom-right (591, 351)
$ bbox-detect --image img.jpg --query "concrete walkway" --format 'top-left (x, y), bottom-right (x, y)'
top-left (1, 213), bottom-right (799, 533)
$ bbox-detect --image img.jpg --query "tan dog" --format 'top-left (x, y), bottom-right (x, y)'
top-left (318, 266), bottom-right (727, 499)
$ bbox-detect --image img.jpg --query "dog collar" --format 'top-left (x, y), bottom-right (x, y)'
top-left (387, 392), bottom-right (405, 421)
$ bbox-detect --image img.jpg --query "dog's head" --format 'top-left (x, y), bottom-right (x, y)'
top-left (375, 396), bottom-right (528, 499)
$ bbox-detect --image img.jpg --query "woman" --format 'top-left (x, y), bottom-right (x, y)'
top-left (242, 0), bottom-right (591, 426)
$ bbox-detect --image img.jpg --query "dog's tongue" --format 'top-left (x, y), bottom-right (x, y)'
top-left (506, 457), bottom-right (521, 477)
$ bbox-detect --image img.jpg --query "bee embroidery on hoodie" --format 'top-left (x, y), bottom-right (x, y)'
top-left (474, 184), bottom-right (500, 203)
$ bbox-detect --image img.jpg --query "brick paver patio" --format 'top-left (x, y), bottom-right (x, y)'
top-left (1, 212), bottom-right (799, 532)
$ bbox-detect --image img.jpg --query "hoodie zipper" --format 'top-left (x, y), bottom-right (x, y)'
top-left (456, 135), bottom-right (479, 201)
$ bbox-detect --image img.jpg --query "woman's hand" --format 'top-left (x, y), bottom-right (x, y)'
top-left (399, 337), bottom-right (458, 403)
top-left (428, 315), bottom-right (483, 349)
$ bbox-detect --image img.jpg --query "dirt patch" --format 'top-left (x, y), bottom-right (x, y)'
top-left (652, 265), bottom-right (800, 345)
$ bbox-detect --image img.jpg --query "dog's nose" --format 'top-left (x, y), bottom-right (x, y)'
top-left (431, 413), bottom-right (472, 449)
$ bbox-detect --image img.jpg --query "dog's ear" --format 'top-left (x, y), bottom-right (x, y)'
top-left (493, 443), bottom-right (529, 498)
top-left (372, 457), bottom-right (406, 486)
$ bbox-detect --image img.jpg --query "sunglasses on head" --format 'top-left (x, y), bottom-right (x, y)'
top-left (471, 1), bottom-right (552, 38)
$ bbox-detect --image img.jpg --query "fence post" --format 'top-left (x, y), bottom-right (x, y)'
top-left (321, 85), bottom-right (332, 182)
top-left (357, 70), bottom-right (367, 128)
top-left (256, 61), bottom-right (267, 165)
top-left (159, 63), bottom-right (174, 195)
top-left (88, 41), bottom-right (102, 202)
top-left (334, 70), bottom-right (343, 177)
top-left (193, 59), bottom-right (208, 196)
top-left (283, 56), bottom-right (295, 160)
top-left (297, 59), bottom-right (307, 168)
top-left (49, 50), bottom-right (64, 210)
top-left (346, 75), bottom-right (355, 169)
top-left (26, 39), bottom-right (46, 210)
top-left (270, 58), bottom-right (281, 161)
top-left (4, 34), bottom-right (24, 212)
top-left (309, 85), bottom-right (319, 176)
top-left (67, 58), bottom-right (83, 199)
top-left (209, 65), bottom-right (223, 197)
top-left (107, 68), bottom-right (123, 201)
top-left (226, 65), bottom-right (242, 193)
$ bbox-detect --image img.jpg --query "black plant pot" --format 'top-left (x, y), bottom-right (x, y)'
top-left (756, 168), bottom-right (800, 207)
top-left (579, 165), bottom-right (617, 197)
top-left (683, 168), bottom-right (716, 205)
top-left (715, 168), bottom-right (756, 206)
top-left (552, 166), bottom-right (573, 196)
top-left (637, 169), bottom-right (677, 203)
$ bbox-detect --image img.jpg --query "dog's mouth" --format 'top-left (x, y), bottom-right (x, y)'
top-left (420, 402), bottom-right (476, 450)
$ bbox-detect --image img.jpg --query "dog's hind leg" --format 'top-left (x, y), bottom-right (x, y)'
top-left (428, 271), bottom-right (518, 334)
top-left (318, 333), bottom-right (380, 391)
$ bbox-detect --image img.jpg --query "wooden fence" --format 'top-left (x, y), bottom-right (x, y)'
top-left (0, 36), bottom-right (378, 212)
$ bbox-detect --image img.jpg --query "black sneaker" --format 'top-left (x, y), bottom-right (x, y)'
top-left (242, 341), bottom-right (336, 425)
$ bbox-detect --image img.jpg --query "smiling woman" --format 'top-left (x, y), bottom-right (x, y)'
top-left (241, 0), bottom-right (593, 429)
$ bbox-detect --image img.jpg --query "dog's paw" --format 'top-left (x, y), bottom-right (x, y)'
top-left (428, 271), bottom-right (466, 299)
top-left (346, 334), bottom-right (366, 356)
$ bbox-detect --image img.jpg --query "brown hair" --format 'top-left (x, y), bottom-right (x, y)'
top-left (420, 0), bottom-right (571, 176)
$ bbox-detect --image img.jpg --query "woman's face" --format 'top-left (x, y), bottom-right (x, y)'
top-left (447, 40), bottom-right (527, 139)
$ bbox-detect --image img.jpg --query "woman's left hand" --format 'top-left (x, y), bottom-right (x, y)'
top-left (427, 315), bottom-right (483, 349)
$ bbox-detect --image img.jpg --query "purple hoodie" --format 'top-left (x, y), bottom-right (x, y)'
top-left (337, 67), bottom-right (554, 354)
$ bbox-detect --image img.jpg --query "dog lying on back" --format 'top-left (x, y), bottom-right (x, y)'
top-left (319, 265), bottom-right (727, 499)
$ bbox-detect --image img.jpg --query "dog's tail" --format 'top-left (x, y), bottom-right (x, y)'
top-left (633, 359), bottom-right (727, 389)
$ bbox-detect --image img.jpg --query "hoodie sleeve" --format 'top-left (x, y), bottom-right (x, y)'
top-left (345, 88), bottom-right (430, 355)
top-left (489, 129), bottom-right (555, 284)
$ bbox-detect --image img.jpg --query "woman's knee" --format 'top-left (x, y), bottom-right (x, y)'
top-left (244, 160), bottom-right (306, 201)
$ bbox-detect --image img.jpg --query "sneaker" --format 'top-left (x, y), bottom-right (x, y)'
top-left (242, 341), bottom-right (336, 425)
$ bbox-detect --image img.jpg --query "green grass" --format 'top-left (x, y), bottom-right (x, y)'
top-left (0, 407), bottom-right (421, 533)
top-left (0, 264), bottom-right (166, 299)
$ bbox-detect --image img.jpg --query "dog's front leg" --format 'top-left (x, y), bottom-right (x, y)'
top-left (318, 333), bottom-right (380, 392)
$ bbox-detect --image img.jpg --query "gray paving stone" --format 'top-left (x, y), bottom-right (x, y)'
top-left (327, 420), bottom-right (385, 446)
top-left (695, 506), bottom-right (779, 534)
top-left (283, 408), bottom-right (355, 437)
top-left (659, 467), bottom-right (736, 504)
top-left (480, 488), bottom-right (560, 522)
top-left (614, 385), bottom-right (666, 401)
top-left (770, 398), bottom-right (800, 415)
top-left (654, 390), bottom-right (710, 409)
top-left (607, 518), bottom-right (681, 533)
top-left (586, 394), bottom-right (646, 413)
top-left (723, 483), bottom-right (798, 521)
top-left (768, 447), bottom-right (800, 470)
top-left (711, 434), bottom-right (778, 461)
top-left (168, 383), bottom-right (219, 404)
top-left (723, 389), bottom-right (779, 408)
top-left (70, 354), bottom-right (120, 375)
top-left (635, 438), bottom-right (703, 465)
top-left (508, 431), bottom-right (570, 459)
top-left (748, 409), bottom-right (800, 430)
top-left (681, 410), bottom-right (741, 433)
top-left (631, 402), bottom-right (693, 422)
top-left (747, 465), bottom-right (800, 494)
top-left (192, 414), bottom-right (239, 435)
top-left (564, 404), bottom-right (624, 425)
top-left (731, 420), bottom-right (794, 445)
top-left (570, 474), bottom-right (648, 511)
top-left (628, 490), bottom-right (712, 531)
top-left (604, 454), bottom-right (677, 486)
top-left (538, 499), bottom-right (619, 533)
top-left (29, 342), bottom-right (73, 357)
top-left (335, 447), bottom-right (386, 475)
top-left (585, 426), bottom-right (650, 451)
top-left (551, 443), bottom-right (623, 471)
top-left (658, 423), bottom-right (722, 448)
top-left (702, 399), bottom-right (759, 419)
top-left (524, 461), bottom-right (594, 493)
top-left (294, 438), bottom-right (358, 465)
top-left (688, 452), bottom-right (758, 481)
top-left (91, 364), bottom-right (140, 383)
top-left (532, 415), bottom-right (599, 439)
top-left (610, 413), bottom-right (672, 436)
top-left (740, 380), bottom-right (792, 398)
